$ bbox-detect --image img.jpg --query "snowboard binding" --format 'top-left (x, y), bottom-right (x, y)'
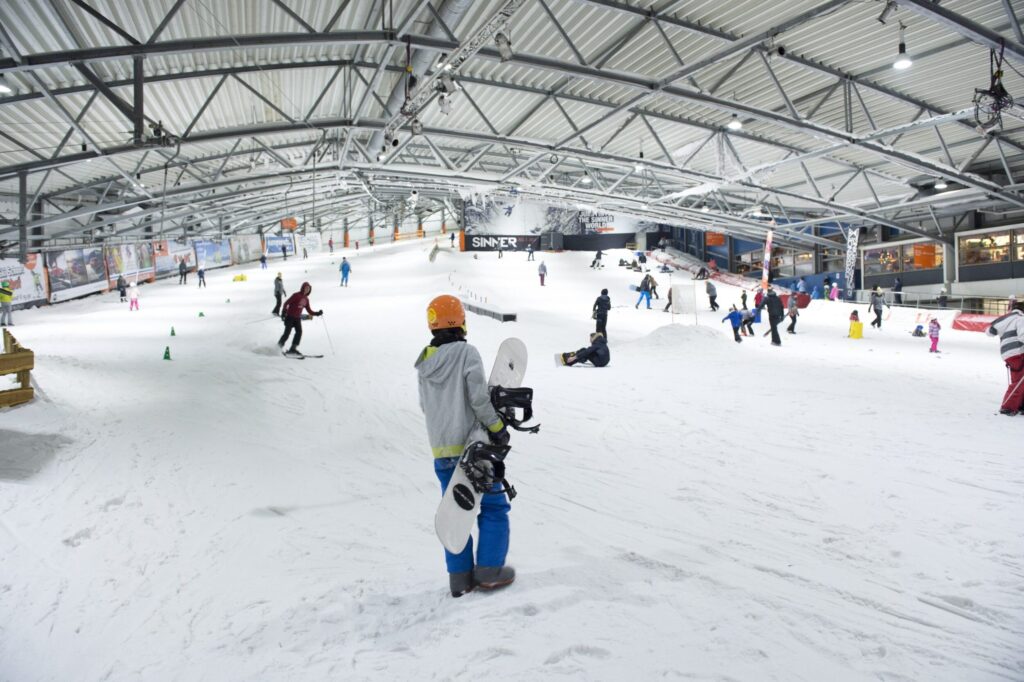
top-left (490, 386), bottom-right (541, 433)
top-left (460, 442), bottom-right (517, 500)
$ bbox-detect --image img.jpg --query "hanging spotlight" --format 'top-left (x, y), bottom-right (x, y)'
top-left (439, 72), bottom-right (457, 95)
top-left (701, 204), bottom-right (710, 213)
top-left (934, 178), bottom-right (948, 190)
top-left (411, 118), bottom-right (424, 135)
top-left (0, 75), bottom-right (11, 95)
top-left (439, 94), bottom-right (452, 115)
top-left (727, 114), bottom-right (743, 131)
top-left (877, 0), bottom-right (895, 24)
top-left (435, 54), bottom-right (452, 71)
top-left (495, 32), bottom-right (514, 62)
top-left (581, 170), bottom-right (592, 185)
top-left (893, 23), bottom-right (912, 70)
top-left (635, 149), bottom-right (645, 173)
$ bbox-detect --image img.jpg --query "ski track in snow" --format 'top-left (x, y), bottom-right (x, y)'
top-left (1, 241), bottom-right (1023, 681)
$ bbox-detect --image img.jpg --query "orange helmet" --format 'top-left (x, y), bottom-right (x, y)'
top-left (427, 295), bottom-right (465, 331)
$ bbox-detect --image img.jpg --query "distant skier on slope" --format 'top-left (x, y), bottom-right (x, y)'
top-left (272, 272), bottom-right (285, 316)
top-left (593, 288), bottom-right (611, 340)
top-left (867, 287), bottom-right (889, 329)
top-left (414, 295), bottom-right (513, 597)
top-left (722, 305), bottom-right (743, 343)
top-left (987, 301), bottom-right (1024, 416)
top-left (558, 332), bottom-right (610, 366)
top-left (339, 257), bottom-right (351, 287)
top-left (706, 280), bottom-right (719, 311)
top-left (278, 282), bottom-right (322, 356)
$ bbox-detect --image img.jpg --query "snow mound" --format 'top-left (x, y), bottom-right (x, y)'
top-left (626, 322), bottom-right (724, 351)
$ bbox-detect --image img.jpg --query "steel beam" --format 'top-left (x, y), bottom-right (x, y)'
top-left (893, 0), bottom-right (1024, 64)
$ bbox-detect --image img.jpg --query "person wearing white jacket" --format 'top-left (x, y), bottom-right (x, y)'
top-left (988, 302), bottom-right (1024, 415)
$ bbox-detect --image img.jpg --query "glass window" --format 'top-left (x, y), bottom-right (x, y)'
top-left (959, 231), bottom-right (1010, 265)
top-left (795, 251), bottom-right (815, 275)
top-left (1015, 230), bottom-right (1024, 261)
top-left (863, 247), bottom-right (901, 275)
top-left (901, 242), bottom-right (943, 270)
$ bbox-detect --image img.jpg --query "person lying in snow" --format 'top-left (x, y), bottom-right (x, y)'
top-left (557, 332), bottom-right (610, 367)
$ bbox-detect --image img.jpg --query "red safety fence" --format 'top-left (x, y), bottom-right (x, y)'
top-left (952, 313), bottom-right (997, 333)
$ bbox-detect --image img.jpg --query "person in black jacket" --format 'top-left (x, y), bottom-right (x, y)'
top-left (590, 249), bottom-right (604, 269)
top-left (178, 259), bottom-right (187, 285)
top-left (758, 287), bottom-right (785, 346)
top-left (560, 333), bottom-right (610, 367)
top-left (593, 288), bottom-right (611, 340)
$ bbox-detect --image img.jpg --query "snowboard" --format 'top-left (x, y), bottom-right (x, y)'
top-left (435, 337), bottom-right (527, 555)
top-left (282, 351), bottom-right (324, 359)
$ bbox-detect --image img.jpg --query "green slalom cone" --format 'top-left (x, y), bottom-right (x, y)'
top-left (226, 298), bottom-right (230, 303)
top-left (170, 326), bottom-right (176, 337)
top-left (163, 346), bottom-right (171, 360)
top-left (198, 311), bottom-right (205, 318)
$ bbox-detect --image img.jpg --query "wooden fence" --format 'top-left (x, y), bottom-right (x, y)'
top-left (1, 329), bottom-right (34, 408)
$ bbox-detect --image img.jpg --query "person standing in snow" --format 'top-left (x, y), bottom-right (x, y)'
top-left (740, 289), bottom-right (748, 310)
top-left (593, 288), bottom-right (611, 340)
top-left (893, 276), bottom-right (903, 305)
top-left (116, 275), bottom-right (127, 302)
top-left (758, 287), bottom-right (784, 346)
top-left (0, 280), bottom-right (13, 326)
top-left (706, 280), bottom-right (719, 311)
top-left (128, 282), bottom-right (140, 311)
top-left (538, 261), bottom-right (547, 286)
top-left (328, 238), bottom-right (334, 254)
top-left (786, 294), bottom-right (799, 334)
top-left (526, 243), bottom-right (535, 261)
top-left (987, 302), bottom-right (1024, 415)
top-left (638, 252), bottom-right (648, 271)
top-left (278, 282), bottom-right (322, 355)
top-left (559, 332), bottom-right (610, 367)
top-left (415, 295), bottom-right (514, 597)
top-left (829, 282), bottom-right (840, 301)
top-left (590, 249), bottom-right (604, 269)
top-left (260, 253), bottom-right (268, 270)
top-left (272, 272), bottom-right (285, 316)
top-left (663, 287), bottom-right (673, 313)
top-left (197, 265), bottom-right (206, 288)
top-left (178, 259), bottom-right (187, 285)
top-left (635, 274), bottom-right (652, 309)
top-left (302, 247), bottom-right (308, 260)
top-left (797, 277), bottom-right (807, 294)
top-left (741, 307), bottom-right (756, 337)
top-left (648, 275), bottom-right (660, 300)
top-left (867, 287), bottom-right (888, 329)
top-left (928, 318), bottom-right (941, 353)
top-left (339, 257), bottom-right (351, 287)
top-left (449, 233), bottom-right (455, 248)
top-left (282, 244), bottom-right (289, 261)
top-left (754, 287), bottom-right (764, 309)
top-left (722, 305), bottom-right (743, 343)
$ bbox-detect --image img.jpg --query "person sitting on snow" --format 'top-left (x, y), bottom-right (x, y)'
top-left (559, 332), bottom-right (610, 367)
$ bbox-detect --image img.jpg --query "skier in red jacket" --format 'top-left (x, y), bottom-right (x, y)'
top-left (278, 281), bottom-right (322, 355)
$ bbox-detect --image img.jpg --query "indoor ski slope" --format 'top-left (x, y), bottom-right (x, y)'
top-left (1, 241), bottom-right (1021, 682)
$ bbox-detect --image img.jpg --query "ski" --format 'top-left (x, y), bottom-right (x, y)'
top-left (282, 351), bottom-right (324, 359)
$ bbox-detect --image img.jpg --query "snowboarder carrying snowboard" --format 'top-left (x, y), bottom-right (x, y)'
top-left (415, 295), bottom-right (515, 597)
top-left (278, 282), bottom-right (322, 355)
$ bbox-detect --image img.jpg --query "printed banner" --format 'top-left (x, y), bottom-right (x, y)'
top-left (265, 235), bottom-right (295, 256)
top-left (105, 243), bottom-right (155, 286)
top-left (705, 232), bottom-right (726, 247)
top-left (463, 234), bottom-right (540, 252)
top-left (0, 254), bottom-right (49, 307)
top-left (464, 198), bottom-right (652, 241)
top-left (193, 239), bottom-right (232, 270)
top-left (47, 247), bottom-right (108, 302)
top-left (844, 227), bottom-right (859, 301)
top-left (298, 232), bottom-right (322, 253)
top-left (229, 234), bottom-right (263, 264)
top-left (153, 239), bottom-right (195, 277)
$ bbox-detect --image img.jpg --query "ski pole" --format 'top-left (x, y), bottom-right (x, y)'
top-left (321, 314), bottom-right (336, 355)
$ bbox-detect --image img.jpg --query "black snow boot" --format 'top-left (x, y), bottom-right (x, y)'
top-left (449, 571), bottom-right (474, 598)
top-left (474, 565), bottom-right (515, 590)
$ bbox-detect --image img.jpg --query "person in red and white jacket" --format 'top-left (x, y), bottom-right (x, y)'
top-left (277, 282), bottom-right (322, 355)
top-left (988, 302), bottom-right (1024, 415)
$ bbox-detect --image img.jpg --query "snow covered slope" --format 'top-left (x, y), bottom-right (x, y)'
top-left (1, 241), bottom-right (1021, 681)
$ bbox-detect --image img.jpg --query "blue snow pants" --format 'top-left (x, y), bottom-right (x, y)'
top-left (635, 291), bottom-right (651, 308)
top-left (434, 456), bottom-right (510, 573)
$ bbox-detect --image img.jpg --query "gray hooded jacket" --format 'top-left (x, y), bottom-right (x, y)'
top-left (415, 341), bottom-right (503, 459)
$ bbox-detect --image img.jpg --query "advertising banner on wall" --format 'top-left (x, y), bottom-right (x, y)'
top-left (230, 234), bottom-right (263, 264)
top-left (193, 239), bottom-right (232, 270)
top-left (153, 239), bottom-right (195, 278)
top-left (105, 243), bottom-right (155, 285)
top-left (47, 247), bottom-right (108, 302)
top-left (0, 254), bottom-right (49, 308)
top-left (265, 234), bottom-right (295, 255)
top-left (298, 232), bottom-right (322, 253)
top-left (463, 198), bottom-right (652, 250)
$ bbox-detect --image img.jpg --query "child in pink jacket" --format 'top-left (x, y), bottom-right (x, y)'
top-left (928, 318), bottom-right (940, 353)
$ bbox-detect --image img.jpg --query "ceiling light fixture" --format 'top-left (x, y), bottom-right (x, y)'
top-left (893, 23), bottom-right (912, 70)
top-left (495, 32), bottom-right (514, 62)
top-left (439, 94), bottom-right (452, 115)
top-left (727, 114), bottom-right (743, 131)
top-left (635, 148), bottom-right (645, 173)
top-left (411, 118), bottom-right (424, 135)
top-left (701, 204), bottom-right (710, 213)
top-left (581, 171), bottom-right (591, 184)
top-left (934, 178), bottom-right (948, 190)
top-left (0, 75), bottom-right (11, 95)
